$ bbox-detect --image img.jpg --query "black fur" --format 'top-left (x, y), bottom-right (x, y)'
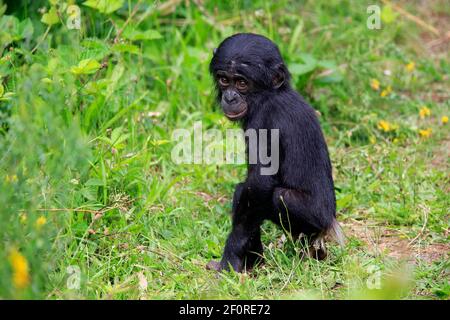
top-left (208, 33), bottom-right (340, 272)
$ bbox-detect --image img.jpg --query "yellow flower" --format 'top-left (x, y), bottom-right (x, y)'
top-left (5, 174), bottom-right (18, 183)
top-left (9, 249), bottom-right (30, 289)
top-left (377, 120), bottom-right (398, 132)
top-left (378, 120), bottom-right (391, 132)
top-left (405, 62), bottom-right (415, 72)
top-left (419, 128), bottom-right (432, 138)
top-left (441, 116), bottom-right (448, 124)
top-left (19, 213), bottom-right (27, 224)
top-left (380, 85), bottom-right (392, 97)
top-left (419, 106), bottom-right (431, 119)
top-left (36, 216), bottom-right (47, 229)
top-left (370, 79), bottom-right (380, 91)
top-left (369, 136), bottom-right (376, 144)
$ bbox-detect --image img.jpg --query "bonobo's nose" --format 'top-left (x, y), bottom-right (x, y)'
top-left (223, 90), bottom-right (239, 104)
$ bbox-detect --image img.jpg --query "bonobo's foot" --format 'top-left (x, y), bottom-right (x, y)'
top-left (309, 235), bottom-right (327, 260)
top-left (309, 246), bottom-right (327, 260)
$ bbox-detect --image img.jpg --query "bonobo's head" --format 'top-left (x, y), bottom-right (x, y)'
top-left (210, 33), bottom-right (290, 121)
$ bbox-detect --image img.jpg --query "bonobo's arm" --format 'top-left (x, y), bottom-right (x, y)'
top-left (210, 167), bottom-right (278, 272)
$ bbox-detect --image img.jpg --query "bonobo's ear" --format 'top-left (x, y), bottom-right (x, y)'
top-left (272, 63), bottom-right (286, 89)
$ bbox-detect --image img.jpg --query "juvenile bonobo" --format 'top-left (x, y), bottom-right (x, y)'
top-left (207, 33), bottom-right (344, 272)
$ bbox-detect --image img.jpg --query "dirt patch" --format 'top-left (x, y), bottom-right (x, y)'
top-left (342, 220), bottom-right (449, 263)
top-left (431, 137), bottom-right (450, 169)
top-left (430, 136), bottom-right (450, 193)
top-left (414, 1), bottom-right (450, 57)
top-left (194, 191), bottom-right (228, 205)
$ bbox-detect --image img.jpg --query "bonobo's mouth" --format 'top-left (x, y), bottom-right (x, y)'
top-left (224, 106), bottom-right (247, 120)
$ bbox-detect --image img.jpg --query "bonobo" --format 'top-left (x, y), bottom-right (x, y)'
top-left (207, 33), bottom-right (344, 272)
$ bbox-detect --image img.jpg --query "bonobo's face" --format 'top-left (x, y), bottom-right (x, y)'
top-left (215, 70), bottom-right (251, 120)
top-left (210, 33), bottom-right (289, 121)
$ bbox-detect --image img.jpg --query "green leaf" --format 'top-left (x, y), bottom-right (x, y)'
top-left (336, 194), bottom-right (353, 209)
top-left (317, 60), bottom-right (336, 69)
top-left (83, 0), bottom-right (124, 14)
top-left (151, 139), bottom-right (170, 146)
top-left (0, 92), bottom-right (14, 101)
top-left (0, 15), bottom-right (19, 44)
top-left (290, 53), bottom-right (318, 75)
top-left (111, 43), bottom-right (140, 55)
top-left (106, 63), bottom-right (125, 98)
top-left (81, 38), bottom-right (110, 60)
top-left (0, 4), bottom-right (6, 16)
top-left (433, 284), bottom-right (450, 299)
top-left (289, 63), bottom-right (316, 75)
top-left (122, 28), bottom-right (162, 41)
top-left (314, 72), bottom-right (343, 84)
top-left (0, 83), bottom-right (4, 98)
top-left (85, 178), bottom-right (104, 186)
top-left (368, 180), bottom-right (381, 192)
top-left (41, 6), bottom-right (60, 26)
top-left (81, 186), bottom-right (98, 201)
top-left (299, 53), bottom-right (317, 66)
top-left (70, 58), bottom-right (101, 75)
top-left (18, 18), bottom-right (34, 39)
top-left (0, 15), bottom-right (33, 44)
top-left (107, 127), bottom-right (130, 149)
top-left (381, 5), bottom-right (397, 24)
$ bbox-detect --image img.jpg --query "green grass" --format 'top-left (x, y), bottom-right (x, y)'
top-left (0, 0), bottom-right (448, 299)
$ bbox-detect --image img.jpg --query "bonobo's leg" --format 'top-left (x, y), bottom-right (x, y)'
top-left (207, 174), bottom-right (276, 272)
top-left (206, 219), bottom-right (263, 272)
top-left (207, 182), bottom-right (264, 272)
top-left (271, 187), bottom-right (333, 260)
top-left (231, 182), bottom-right (246, 216)
top-left (243, 227), bottom-right (264, 268)
top-left (218, 218), bottom-right (263, 272)
top-left (232, 183), bottom-right (264, 269)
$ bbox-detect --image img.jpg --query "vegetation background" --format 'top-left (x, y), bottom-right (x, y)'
top-left (0, 0), bottom-right (448, 299)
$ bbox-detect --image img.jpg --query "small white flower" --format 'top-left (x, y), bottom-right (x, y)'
top-left (255, 9), bottom-right (264, 17)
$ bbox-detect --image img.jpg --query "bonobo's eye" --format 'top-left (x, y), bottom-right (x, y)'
top-left (235, 79), bottom-right (248, 91)
top-left (218, 76), bottom-right (229, 86)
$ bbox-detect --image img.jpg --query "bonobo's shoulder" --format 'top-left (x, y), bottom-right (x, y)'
top-left (273, 89), bottom-right (319, 122)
